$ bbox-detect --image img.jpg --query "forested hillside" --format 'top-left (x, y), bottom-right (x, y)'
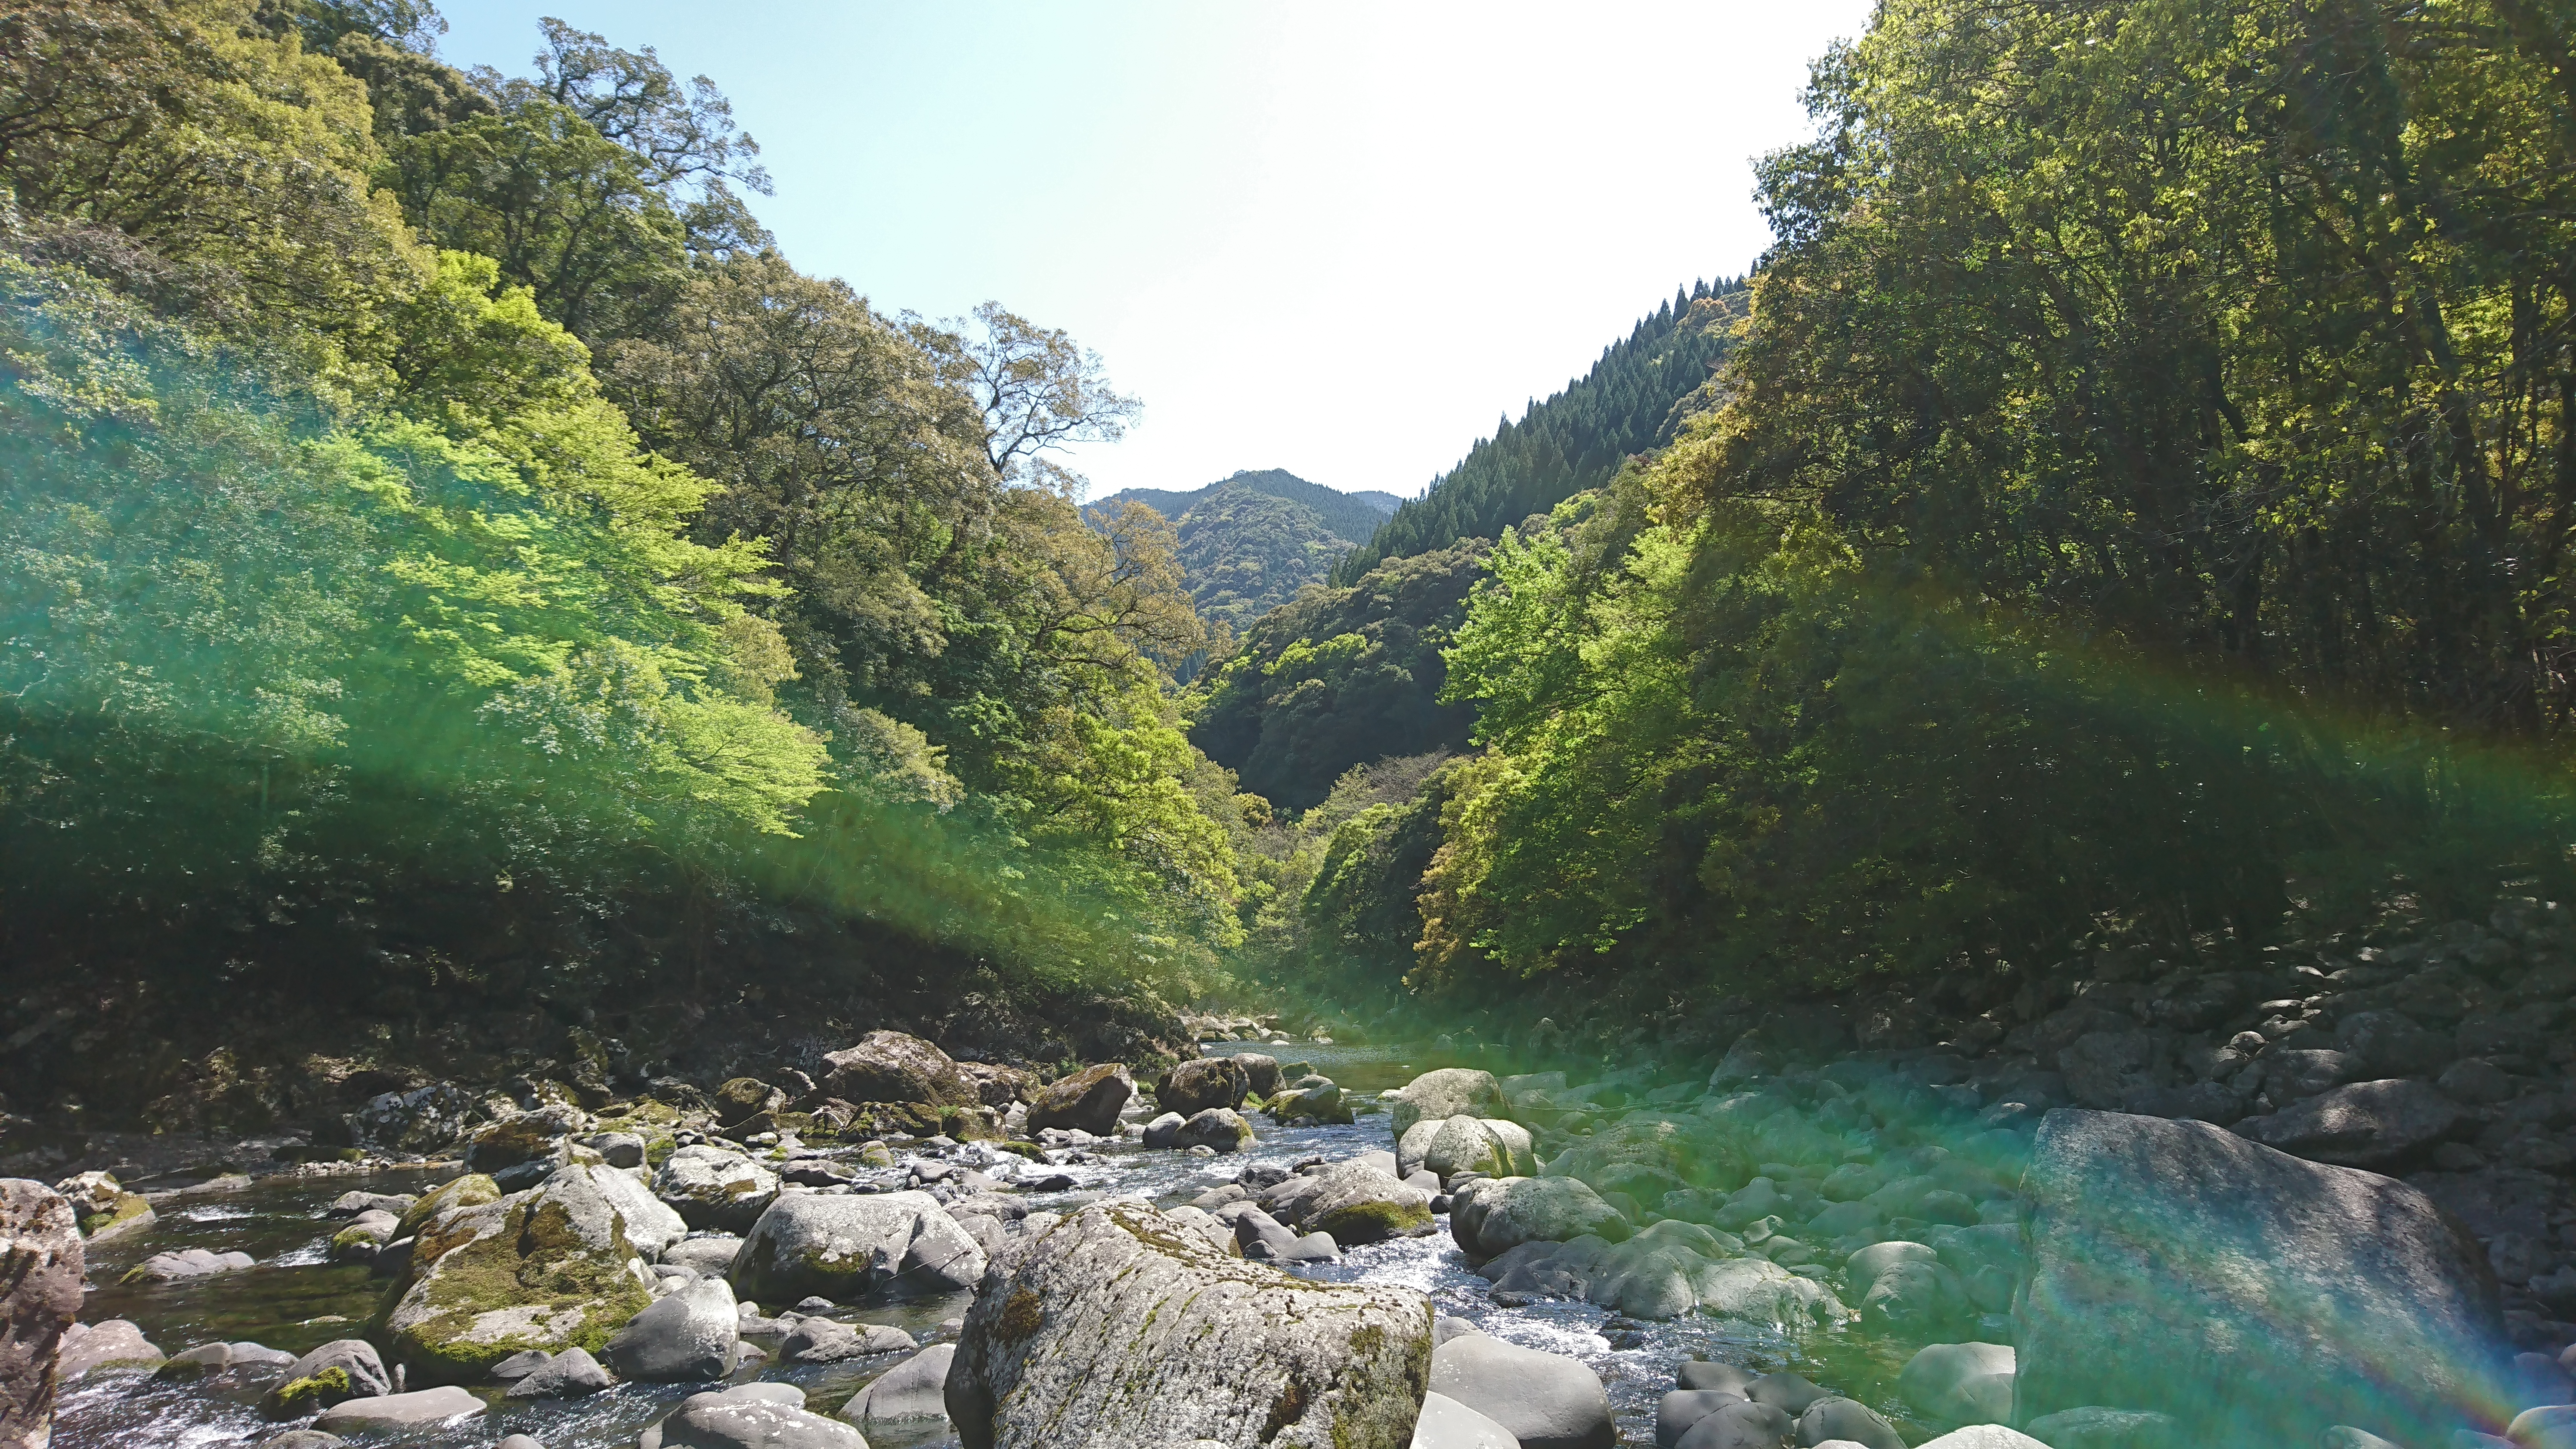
top-left (0, 0), bottom-right (1252, 1121)
top-left (1239, 0), bottom-right (2576, 1027)
top-left (1330, 279), bottom-right (1743, 584)
top-left (1097, 469), bottom-right (1398, 635)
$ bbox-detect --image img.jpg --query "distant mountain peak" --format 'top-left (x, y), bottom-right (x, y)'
top-left (1093, 470), bottom-right (1396, 639)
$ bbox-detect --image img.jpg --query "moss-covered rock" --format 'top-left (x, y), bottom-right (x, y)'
top-left (380, 1167), bottom-right (653, 1384)
top-left (54, 1171), bottom-right (156, 1242)
top-left (399, 1173), bottom-right (501, 1242)
top-left (650, 1145), bottom-right (777, 1232)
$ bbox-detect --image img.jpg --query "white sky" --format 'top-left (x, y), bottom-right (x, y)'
top-left (432, 2), bottom-right (1878, 499)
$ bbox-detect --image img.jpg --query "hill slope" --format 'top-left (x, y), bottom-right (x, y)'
top-left (1098, 470), bottom-right (1399, 634)
top-left (1331, 279), bottom-right (1745, 584)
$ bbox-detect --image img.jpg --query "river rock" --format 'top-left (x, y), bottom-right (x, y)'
top-left (1674, 1400), bottom-right (1792, 1448)
top-left (381, 1165), bottom-right (656, 1384)
top-left (2232, 1078), bottom-right (2467, 1168)
top-left (1451, 1177), bottom-right (1630, 1260)
top-left (780, 1318), bottom-right (915, 1362)
top-left (398, 1173), bottom-right (500, 1238)
top-left (653, 1146), bottom-right (780, 1233)
top-left (821, 1030), bottom-right (972, 1107)
top-left (1142, 1111), bottom-right (1187, 1148)
top-left (1025, 1062), bottom-right (1133, 1135)
top-left (1900, 1342), bottom-right (2015, 1425)
top-left (2016, 1108), bottom-right (2507, 1446)
top-left (1425, 1117), bottom-right (1537, 1181)
top-left (651, 1386), bottom-right (864, 1449)
top-left (730, 1189), bottom-right (986, 1303)
top-left (2023, 1406), bottom-right (2180, 1448)
top-left (944, 1201), bottom-right (1431, 1449)
top-left (1417, 1390), bottom-right (1523, 1449)
top-left (506, 1344), bottom-right (612, 1397)
top-left (1430, 1332), bottom-right (1612, 1449)
top-left (0, 1251), bottom-right (70, 1449)
top-left (56, 1320), bottom-right (162, 1378)
top-left (604, 1279), bottom-right (738, 1381)
top-left (1176, 1107), bottom-right (1255, 1152)
top-left (1260, 1161), bottom-right (1435, 1244)
top-left (1799, 1398), bottom-right (1905, 1449)
top-left (664, 1235), bottom-right (744, 1276)
top-left (1158, 1057), bottom-right (1250, 1115)
top-left (1235, 1054), bottom-right (1283, 1098)
top-left (842, 1343), bottom-right (954, 1427)
top-left (1658, 1390), bottom-right (1744, 1449)
top-left (266, 1338), bottom-right (391, 1412)
top-left (585, 1161), bottom-right (689, 1259)
top-left (121, 1248), bottom-right (254, 1282)
top-left (53, 1172), bottom-right (154, 1242)
top-left (312, 1385), bottom-right (486, 1429)
top-left (1392, 1069), bottom-right (1509, 1139)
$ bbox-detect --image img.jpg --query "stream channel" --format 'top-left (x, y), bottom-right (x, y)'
top-left (56, 1040), bottom-right (1927, 1449)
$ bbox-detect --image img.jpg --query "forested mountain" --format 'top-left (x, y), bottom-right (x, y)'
top-left (1330, 280), bottom-right (1743, 584)
top-left (1096, 470), bottom-right (1399, 634)
top-left (1242, 0), bottom-right (2576, 1023)
top-left (0, 0), bottom-right (1252, 1108)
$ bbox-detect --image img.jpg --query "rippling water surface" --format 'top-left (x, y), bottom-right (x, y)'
top-left (59, 1042), bottom-right (1921, 1449)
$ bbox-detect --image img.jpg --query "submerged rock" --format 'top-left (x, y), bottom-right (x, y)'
top-left (2016, 1109), bottom-right (2508, 1446)
top-left (945, 1201), bottom-right (1430, 1449)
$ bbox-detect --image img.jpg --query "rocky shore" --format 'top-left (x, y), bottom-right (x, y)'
top-left (5, 904), bottom-right (2576, 1447)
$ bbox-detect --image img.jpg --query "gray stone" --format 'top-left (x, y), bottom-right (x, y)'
top-left (490, 1348), bottom-right (552, 1381)
top-left (1156, 1057), bottom-right (1250, 1115)
top-left (944, 1201), bottom-right (1430, 1449)
top-left (56, 1320), bottom-right (162, 1378)
top-left (1450, 1177), bottom-right (1629, 1260)
top-left (270, 1339), bottom-right (390, 1409)
top-left (0, 1180), bottom-right (80, 1449)
top-left (1260, 1161), bottom-right (1435, 1244)
top-left (383, 1165), bottom-right (655, 1384)
top-left (1024, 1062), bottom-right (1133, 1135)
top-left (1431, 1332), bottom-right (1612, 1449)
top-left (652, 1387), bottom-right (866, 1449)
top-left (653, 1146), bottom-right (780, 1233)
top-left (254, 1433), bottom-right (347, 1449)
top-left (1175, 1107), bottom-right (1254, 1153)
top-left (841, 1343), bottom-right (954, 1426)
top-left (1677, 1363), bottom-right (1759, 1395)
top-left (1424, 1117), bottom-right (1537, 1181)
top-left (664, 1235), bottom-right (745, 1276)
top-left (1391, 1068), bottom-right (1509, 1139)
top-left (2263, 1047), bottom-right (2360, 1099)
top-left (1899, 1342), bottom-right (2014, 1425)
top-left (2017, 1109), bottom-right (2508, 1446)
top-left (586, 1161), bottom-right (689, 1259)
top-left (1235, 1054), bottom-right (1282, 1098)
top-left (1798, 1398), bottom-right (1904, 1449)
top-left (1746, 1372), bottom-right (1828, 1415)
top-left (1417, 1390), bottom-right (1522, 1449)
top-left (1657, 1390), bottom-right (1743, 1449)
top-left (2058, 1031), bottom-right (2162, 1110)
top-left (2233, 1078), bottom-right (2467, 1168)
top-left (1141, 1111), bottom-right (1186, 1149)
top-left (494, 1437), bottom-right (544, 1449)
top-left (1671, 1399), bottom-right (1791, 1449)
top-left (1911, 1431), bottom-right (2051, 1449)
top-left (590, 1133), bottom-right (648, 1168)
top-left (1861, 1257), bottom-right (1969, 1336)
top-left (312, 1385), bottom-right (486, 1428)
top-left (507, 1344), bottom-right (613, 1397)
top-left (122, 1247), bottom-right (253, 1282)
top-left (780, 1317), bottom-right (915, 1362)
top-left (2508, 1406), bottom-right (2576, 1449)
top-left (730, 1190), bottom-right (985, 1303)
top-left (605, 1279), bottom-right (738, 1382)
top-left (821, 1030), bottom-right (971, 1107)
top-left (2438, 1059), bottom-right (2517, 1105)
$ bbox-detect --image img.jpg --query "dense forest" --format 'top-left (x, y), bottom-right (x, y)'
top-left (1220, 0), bottom-right (2576, 1027)
top-left (1094, 469), bottom-right (1398, 637)
top-left (0, 0), bottom-right (1263, 1108)
top-left (1330, 278), bottom-right (1745, 585)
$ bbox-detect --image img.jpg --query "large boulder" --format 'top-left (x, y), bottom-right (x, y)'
top-left (603, 1278), bottom-right (738, 1382)
top-left (56, 1320), bottom-right (163, 1379)
top-left (2232, 1078), bottom-right (2467, 1168)
top-left (583, 1162), bottom-right (688, 1259)
top-left (1429, 1331), bottom-right (1611, 1449)
top-left (2016, 1109), bottom-right (2508, 1446)
top-left (820, 1030), bottom-right (972, 1107)
top-left (1025, 1062), bottom-right (1133, 1135)
top-left (1450, 1177), bottom-right (1630, 1260)
top-left (1156, 1057), bottom-right (1250, 1115)
top-left (380, 1166), bottom-right (655, 1384)
top-left (1235, 1053), bottom-right (1283, 1098)
top-left (652, 1146), bottom-right (780, 1233)
top-left (0, 1180), bottom-right (82, 1449)
top-left (310, 1385), bottom-right (484, 1430)
top-left (1424, 1117), bottom-right (1536, 1181)
top-left (729, 1190), bottom-right (986, 1303)
top-left (268, 1339), bottom-right (391, 1413)
top-left (945, 1201), bottom-right (1431, 1449)
top-left (1175, 1107), bottom-right (1255, 1153)
top-left (1391, 1069), bottom-right (1508, 1140)
top-left (1415, 1390), bottom-right (1522, 1449)
top-left (1260, 1162), bottom-right (1436, 1245)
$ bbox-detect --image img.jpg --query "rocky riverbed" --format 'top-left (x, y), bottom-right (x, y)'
top-left (9, 905), bottom-right (2576, 1448)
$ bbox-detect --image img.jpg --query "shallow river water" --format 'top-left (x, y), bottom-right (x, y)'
top-left (57, 1042), bottom-right (1925, 1449)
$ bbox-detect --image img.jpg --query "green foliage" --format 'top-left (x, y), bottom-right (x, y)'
top-left (1190, 540), bottom-right (1486, 811)
top-left (1331, 281), bottom-right (1743, 583)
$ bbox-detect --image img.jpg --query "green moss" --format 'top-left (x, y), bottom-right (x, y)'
top-left (269, 1366), bottom-right (350, 1413)
top-left (996, 1289), bottom-right (1044, 1344)
top-left (1310, 1199), bottom-right (1431, 1243)
top-left (988, 1140), bottom-right (1045, 1161)
top-left (399, 1173), bottom-right (500, 1239)
top-left (387, 1188), bottom-right (652, 1383)
top-left (78, 1192), bottom-right (154, 1240)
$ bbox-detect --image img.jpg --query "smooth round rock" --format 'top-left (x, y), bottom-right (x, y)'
top-left (1430, 1333), bottom-right (1613, 1449)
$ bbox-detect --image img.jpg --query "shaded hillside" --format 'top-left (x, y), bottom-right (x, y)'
top-left (1189, 539), bottom-right (1489, 811)
top-left (1332, 280), bottom-right (1744, 583)
top-left (1098, 470), bottom-right (1400, 634)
